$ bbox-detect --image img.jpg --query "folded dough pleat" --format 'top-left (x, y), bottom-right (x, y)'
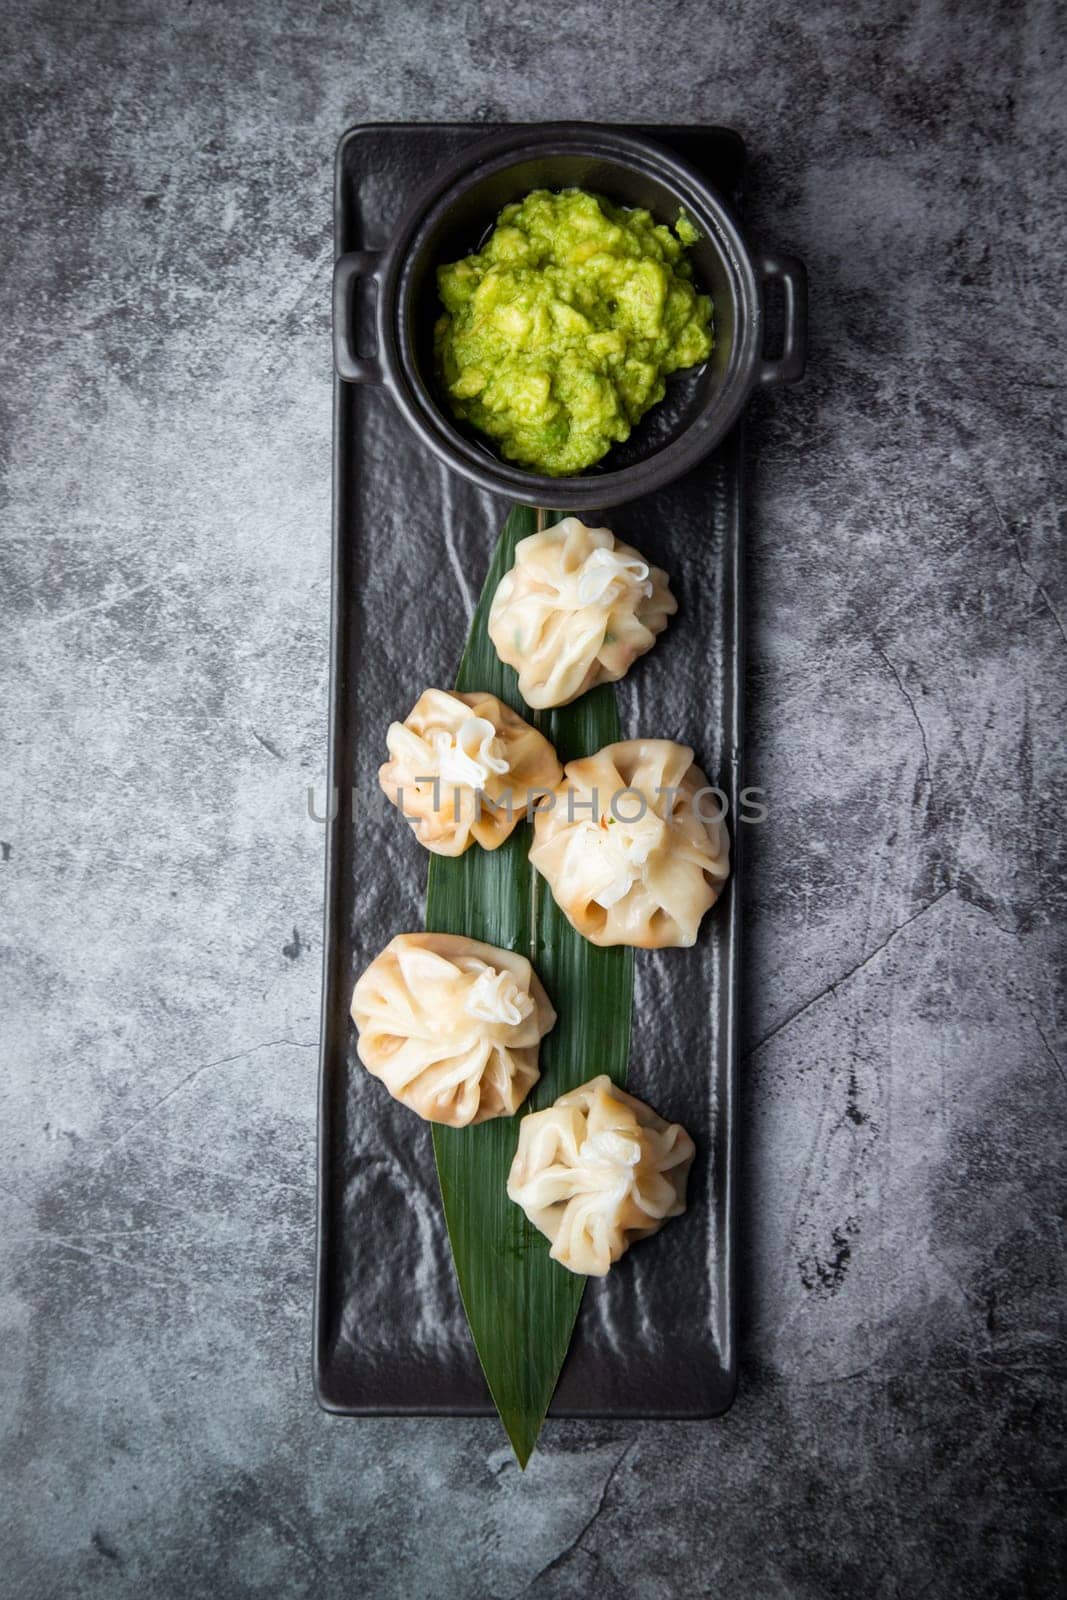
top-left (508, 1075), bottom-right (695, 1276)
top-left (380, 689), bottom-right (562, 857)
top-left (351, 933), bottom-right (556, 1127)
top-left (530, 739), bottom-right (730, 948)
top-left (488, 519), bottom-right (676, 710)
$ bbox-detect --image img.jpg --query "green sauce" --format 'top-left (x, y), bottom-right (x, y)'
top-left (434, 188), bottom-right (713, 477)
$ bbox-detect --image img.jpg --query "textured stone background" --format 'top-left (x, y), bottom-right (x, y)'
top-left (1, 1), bottom-right (1064, 1595)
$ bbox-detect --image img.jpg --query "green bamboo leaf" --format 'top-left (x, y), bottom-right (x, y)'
top-left (427, 504), bottom-right (634, 1467)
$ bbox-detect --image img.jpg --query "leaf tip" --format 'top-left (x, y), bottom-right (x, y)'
top-left (503, 1415), bottom-right (538, 1471)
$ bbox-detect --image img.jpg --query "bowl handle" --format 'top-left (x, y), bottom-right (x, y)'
top-left (756, 253), bottom-right (807, 386)
top-left (333, 251), bottom-right (383, 383)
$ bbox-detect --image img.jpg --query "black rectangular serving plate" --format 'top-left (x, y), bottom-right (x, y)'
top-left (316, 123), bottom-right (744, 1419)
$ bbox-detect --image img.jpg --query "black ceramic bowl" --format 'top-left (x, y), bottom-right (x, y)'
top-left (333, 124), bottom-right (806, 510)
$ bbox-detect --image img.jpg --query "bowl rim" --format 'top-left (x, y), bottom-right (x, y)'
top-left (378, 123), bottom-right (763, 508)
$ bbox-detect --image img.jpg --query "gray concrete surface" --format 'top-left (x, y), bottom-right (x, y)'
top-left (1, 1), bottom-right (1064, 1595)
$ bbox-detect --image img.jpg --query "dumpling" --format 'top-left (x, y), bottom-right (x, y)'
top-left (507, 1074), bottom-right (695, 1276)
top-left (380, 688), bottom-right (562, 856)
top-left (351, 932), bottom-right (556, 1127)
top-left (487, 517), bottom-right (677, 709)
top-left (529, 738), bottom-right (729, 948)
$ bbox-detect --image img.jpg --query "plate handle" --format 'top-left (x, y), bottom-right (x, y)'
top-left (757, 252), bottom-right (807, 386)
top-left (333, 250), bottom-right (383, 383)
